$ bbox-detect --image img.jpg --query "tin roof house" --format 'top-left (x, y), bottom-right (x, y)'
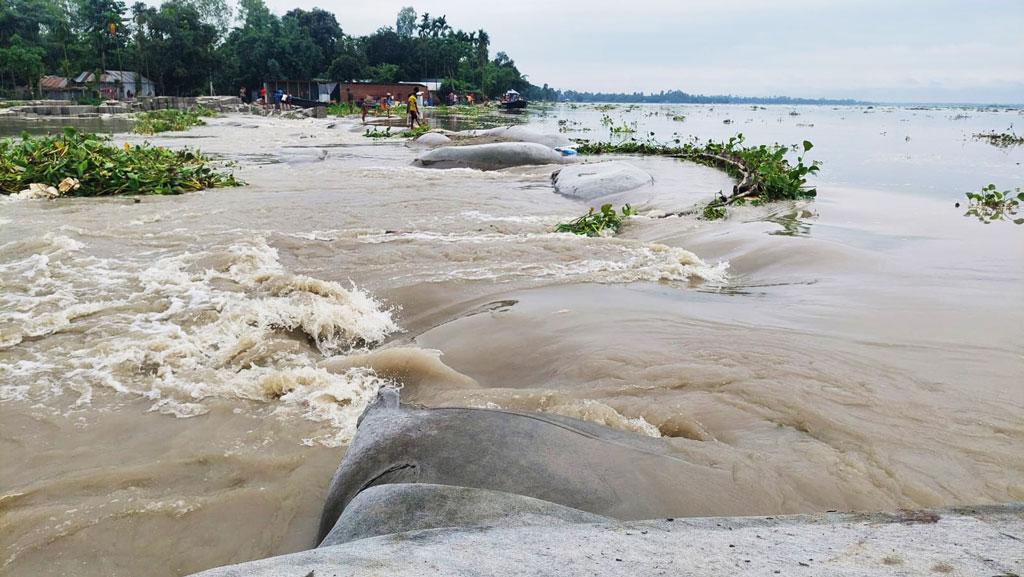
top-left (38, 75), bottom-right (85, 100)
top-left (74, 70), bottom-right (156, 99)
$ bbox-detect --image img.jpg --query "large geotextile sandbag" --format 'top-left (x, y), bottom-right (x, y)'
top-left (320, 483), bottom-right (609, 546)
top-left (414, 142), bottom-right (568, 170)
top-left (480, 126), bottom-right (574, 149)
top-left (552, 161), bottom-right (654, 200)
top-left (409, 132), bottom-right (452, 147)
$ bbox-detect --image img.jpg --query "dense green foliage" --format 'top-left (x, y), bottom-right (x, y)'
top-left (555, 204), bottom-right (637, 236)
top-left (577, 134), bottom-right (820, 220)
top-left (0, 127), bottom-right (241, 195)
top-left (963, 184), bottom-right (1023, 224)
top-left (0, 0), bottom-right (533, 100)
top-left (131, 106), bottom-right (216, 134)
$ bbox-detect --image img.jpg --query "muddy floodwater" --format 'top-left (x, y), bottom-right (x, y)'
top-left (1, 104), bottom-right (1022, 576)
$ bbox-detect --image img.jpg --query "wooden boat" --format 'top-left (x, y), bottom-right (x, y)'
top-left (500, 89), bottom-right (527, 109)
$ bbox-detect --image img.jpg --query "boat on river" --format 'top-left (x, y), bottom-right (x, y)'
top-left (500, 89), bottom-right (528, 109)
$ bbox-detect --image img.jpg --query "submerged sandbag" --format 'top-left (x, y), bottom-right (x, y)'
top-left (552, 161), bottom-right (654, 200)
top-left (320, 483), bottom-right (610, 546)
top-left (414, 142), bottom-right (568, 170)
top-left (317, 387), bottom-right (755, 543)
top-left (479, 126), bottom-right (573, 149)
top-left (409, 132), bottom-right (452, 147)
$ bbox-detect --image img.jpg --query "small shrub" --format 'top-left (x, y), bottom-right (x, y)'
top-left (702, 205), bottom-right (727, 220)
top-left (555, 204), bottom-right (636, 236)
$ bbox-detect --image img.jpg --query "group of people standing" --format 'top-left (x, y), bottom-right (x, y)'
top-left (347, 87), bottom-right (426, 129)
top-left (236, 84), bottom-right (427, 128)
top-left (446, 91), bottom-right (475, 106)
top-left (238, 85), bottom-right (294, 110)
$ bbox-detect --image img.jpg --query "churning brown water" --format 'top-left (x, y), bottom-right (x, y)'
top-left (1, 106), bottom-right (1022, 576)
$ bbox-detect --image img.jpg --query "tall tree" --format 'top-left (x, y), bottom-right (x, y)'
top-left (0, 35), bottom-right (45, 95)
top-left (135, 0), bottom-right (219, 95)
top-left (218, 0), bottom-right (276, 88)
top-left (395, 6), bottom-right (416, 38)
top-left (75, 0), bottom-right (128, 70)
top-left (282, 8), bottom-right (342, 77)
top-left (176, 0), bottom-right (233, 36)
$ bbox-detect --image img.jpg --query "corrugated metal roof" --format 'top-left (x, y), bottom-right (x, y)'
top-left (40, 75), bottom-right (69, 89)
top-left (74, 70), bottom-right (154, 85)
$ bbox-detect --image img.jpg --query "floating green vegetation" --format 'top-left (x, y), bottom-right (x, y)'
top-left (962, 184), bottom-right (1023, 224)
top-left (362, 124), bottom-right (431, 139)
top-left (433, 104), bottom-right (487, 117)
top-left (576, 134), bottom-right (820, 220)
top-left (973, 130), bottom-right (1024, 148)
top-left (594, 104), bottom-right (618, 112)
top-left (702, 205), bottom-right (727, 220)
top-left (0, 128), bottom-right (242, 197)
top-left (363, 126), bottom-right (394, 138)
top-left (555, 203), bottom-right (636, 236)
top-left (599, 114), bottom-right (636, 134)
top-left (131, 106), bottom-right (216, 135)
top-left (671, 115), bottom-right (686, 122)
top-left (609, 122), bottom-right (637, 134)
top-left (398, 124), bottom-right (432, 138)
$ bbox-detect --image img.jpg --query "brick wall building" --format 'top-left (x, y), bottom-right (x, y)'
top-left (338, 82), bottom-right (431, 104)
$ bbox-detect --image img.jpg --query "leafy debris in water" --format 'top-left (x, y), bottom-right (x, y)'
top-left (0, 127), bottom-right (243, 196)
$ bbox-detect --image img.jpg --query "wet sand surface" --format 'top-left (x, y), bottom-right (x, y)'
top-left (1, 106), bottom-right (1022, 576)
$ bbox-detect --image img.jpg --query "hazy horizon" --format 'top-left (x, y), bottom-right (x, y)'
top-left (185, 0), bottom-right (1024, 104)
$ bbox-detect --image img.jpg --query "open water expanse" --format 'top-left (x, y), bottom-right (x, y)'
top-left (1, 103), bottom-right (1022, 576)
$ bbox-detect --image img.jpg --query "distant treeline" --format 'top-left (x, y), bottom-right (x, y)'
top-left (526, 87), bottom-right (864, 105)
top-left (0, 1), bottom-right (531, 99)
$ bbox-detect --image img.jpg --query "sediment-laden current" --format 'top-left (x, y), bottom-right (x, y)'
top-left (1, 105), bottom-right (1022, 576)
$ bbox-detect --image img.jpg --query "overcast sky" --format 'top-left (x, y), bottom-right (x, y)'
top-left (260, 0), bottom-right (1024, 103)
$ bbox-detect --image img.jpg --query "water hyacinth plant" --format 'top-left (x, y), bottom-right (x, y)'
top-left (0, 128), bottom-right (243, 196)
top-left (555, 203), bottom-right (637, 236)
top-left (132, 106), bottom-right (217, 134)
top-left (962, 184), bottom-right (1023, 224)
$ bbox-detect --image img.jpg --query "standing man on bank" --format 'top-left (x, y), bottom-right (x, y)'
top-left (408, 90), bottom-right (424, 129)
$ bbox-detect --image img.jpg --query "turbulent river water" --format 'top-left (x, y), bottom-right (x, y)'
top-left (1, 103), bottom-right (1022, 576)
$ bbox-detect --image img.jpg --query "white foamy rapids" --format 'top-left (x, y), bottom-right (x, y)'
top-left (364, 231), bottom-right (729, 285)
top-left (0, 235), bottom-right (400, 445)
top-left (544, 399), bottom-right (662, 438)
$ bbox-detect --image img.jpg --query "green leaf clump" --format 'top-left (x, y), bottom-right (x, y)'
top-left (555, 203), bottom-right (636, 236)
top-left (363, 126), bottom-right (394, 138)
top-left (0, 127), bottom-right (243, 197)
top-left (132, 106), bottom-right (217, 135)
top-left (963, 184), bottom-right (1023, 224)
